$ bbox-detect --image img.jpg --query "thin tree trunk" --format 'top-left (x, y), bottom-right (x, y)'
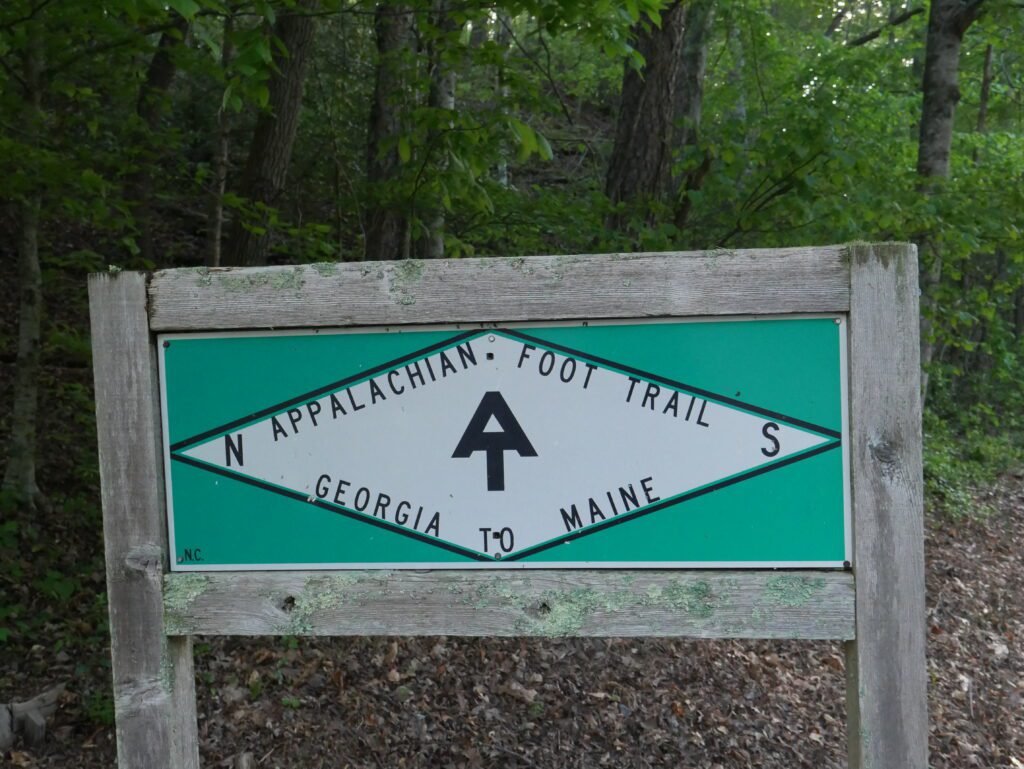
top-left (605, 1), bottom-right (686, 224)
top-left (1015, 288), bottom-right (1024, 340)
top-left (205, 14), bottom-right (235, 267)
top-left (917, 0), bottom-right (985, 398)
top-left (673, 0), bottom-right (713, 151)
top-left (223, 1), bottom-right (317, 267)
top-left (4, 35), bottom-right (45, 510)
top-left (973, 43), bottom-right (994, 157)
top-left (727, 22), bottom-right (747, 129)
top-left (824, 8), bottom-right (847, 37)
top-left (495, 12), bottom-right (512, 188)
top-left (672, 0), bottom-right (715, 230)
top-left (956, 45), bottom-right (997, 384)
top-left (423, 0), bottom-right (458, 259)
top-left (468, 15), bottom-right (488, 48)
top-left (128, 13), bottom-right (189, 265)
top-left (365, 4), bottom-right (414, 261)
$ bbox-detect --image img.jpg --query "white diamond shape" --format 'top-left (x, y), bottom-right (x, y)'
top-left (174, 330), bottom-right (838, 561)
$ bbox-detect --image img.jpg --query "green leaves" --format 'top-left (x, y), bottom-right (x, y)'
top-left (508, 117), bottom-right (552, 160)
top-left (167, 0), bottom-right (201, 19)
top-left (32, 570), bottom-right (79, 603)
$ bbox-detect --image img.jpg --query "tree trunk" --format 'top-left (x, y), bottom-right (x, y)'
top-left (672, 0), bottom-right (715, 230)
top-left (423, 0), bottom-right (458, 260)
top-left (1015, 288), bottom-right (1024, 340)
top-left (223, 2), bottom-right (317, 267)
top-left (916, 0), bottom-right (985, 397)
top-left (364, 4), bottom-right (414, 261)
top-left (957, 46), bottom-right (997, 385)
top-left (468, 15), bottom-right (488, 48)
top-left (494, 12), bottom-right (512, 189)
top-left (605, 1), bottom-right (686, 224)
top-left (974, 44), bottom-right (994, 139)
top-left (4, 35), bottom-right (45, 510)
top-left (128, 13), bottom-right (190, 265)
top-left (727, 21), bottom-right (747, 129)
top-left (916, 1), bottom-right (982, 180)
top-left (673, 0), bottom-right (713, 151)
top-left (966, 43), bottom-right (993, 166)
top-left (205, 14), bottom-right (235, 268)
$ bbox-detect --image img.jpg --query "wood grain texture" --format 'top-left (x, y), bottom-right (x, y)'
top-left (168, 636), bottom-right (199, 769)
top-left (89, 272), bottom-right (198, 769)
top-left (147, 247), bottom-right (851, 331)
top-left (163, 570), bottom-right (854, 639)
top-left (843, 243), bottom-right (927, 769)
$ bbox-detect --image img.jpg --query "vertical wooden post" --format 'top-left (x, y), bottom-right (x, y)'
top-left (845, 243), bottom-right (927, 768)
top-left (90, 272), bottom-right (200, 769)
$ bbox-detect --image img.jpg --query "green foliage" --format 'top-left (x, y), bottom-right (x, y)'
top-left (0, 2), bottom-right (1023, 717)
top-left (45, 324), bottom-right (92, 367)
top-left (32, 569), bottom-right (80, 603)
top-left (0, 516), bottom-right (19, 644)
top-left (3, 0), bottom-right (1005, 424)
top-left (83, 689), bottom-right (116, 727)
top-left (249, 676), bottom-right (264, 699)
top-left (924, 412), bottom-right (1024, 519)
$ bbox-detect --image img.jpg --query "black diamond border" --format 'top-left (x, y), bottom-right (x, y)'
top-left (168, 326), bottom-right (843, 562)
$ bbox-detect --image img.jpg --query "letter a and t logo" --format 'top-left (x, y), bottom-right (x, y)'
top-left (452, 391), bottom-right (537, 491)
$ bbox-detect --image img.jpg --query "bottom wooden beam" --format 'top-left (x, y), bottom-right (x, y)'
top-left (164, 570), bottom-right (854, 639)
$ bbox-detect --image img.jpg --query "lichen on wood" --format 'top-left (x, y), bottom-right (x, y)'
top-left (763, 574), bottom-right (826, 607)
top-left (388, 259), bottom-right (426, 306)
top-left (191, 265), bottom-right (307, 293)
top-left (163, 574), bottom-right (210, 631)
top-left (646, 579), bottom-right (716, 618)
top-left (310, 262), bottom-right (339, 277)
top-left (277, 573), bottom-right (362, 635)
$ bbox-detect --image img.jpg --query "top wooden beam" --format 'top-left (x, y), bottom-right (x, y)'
top-left (147, 246), bottom-right (851, 331)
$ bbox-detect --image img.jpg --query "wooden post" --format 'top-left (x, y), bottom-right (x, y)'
top-left (845, 243), bottom-right (927, 768)
top-left (91, 245), bottom-right (928, 767)
top-left (90, 272), bottom-right (200, 769)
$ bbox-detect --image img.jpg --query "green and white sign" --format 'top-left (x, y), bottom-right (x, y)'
top-left (159, 317), bottom-right (849, 570)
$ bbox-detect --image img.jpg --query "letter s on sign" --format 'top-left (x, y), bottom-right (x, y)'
top-left (761, 422), bottom-right (781, 457)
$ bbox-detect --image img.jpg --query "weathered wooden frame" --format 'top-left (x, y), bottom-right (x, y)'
top-left (90, 243), bottom-right (925, 768)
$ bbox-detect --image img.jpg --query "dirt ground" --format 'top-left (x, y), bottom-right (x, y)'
top-left (2, 472), bottom-right (1022, 768)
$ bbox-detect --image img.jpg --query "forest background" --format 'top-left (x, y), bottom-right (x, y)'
top-left (0, 0), bottom-right (1023, 766)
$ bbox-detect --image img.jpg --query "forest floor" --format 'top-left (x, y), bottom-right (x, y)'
top-left (1, 472), bottom-right (1022, 768)
top-left (1, 253), bottom-right (1022, 768)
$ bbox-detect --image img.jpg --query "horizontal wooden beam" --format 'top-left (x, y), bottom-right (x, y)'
top-left (147, 247), bottom-right (851, 331)
top-left (164, 570), bottom-right (854, 639)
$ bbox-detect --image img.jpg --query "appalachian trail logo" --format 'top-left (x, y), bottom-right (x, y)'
top-left (167, 327), bottom-right (842, 565)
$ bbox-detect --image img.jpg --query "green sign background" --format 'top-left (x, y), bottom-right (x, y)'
top-left (160, 318), bottom-right (847, 569)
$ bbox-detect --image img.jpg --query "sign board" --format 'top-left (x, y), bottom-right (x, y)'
top-left (159, 317), bottom-right (849, 570)
top-left (90, 245), bottom-right (927, 769)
